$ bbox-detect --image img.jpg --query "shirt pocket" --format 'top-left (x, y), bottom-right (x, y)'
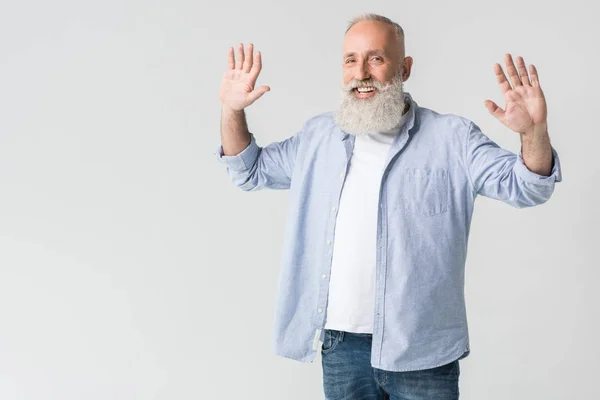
top-left (399, 168), bottom-right (449, 216)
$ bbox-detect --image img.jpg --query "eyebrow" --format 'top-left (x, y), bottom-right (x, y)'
top-left (343, 49), bottom-right (386, 58)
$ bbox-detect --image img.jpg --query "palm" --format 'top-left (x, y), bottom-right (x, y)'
top-left (220, 70), bottom-right (256, 110)
top-left (219, 43), bottom-right (270, 111)
top-left (484, 54), bottom-right (547, 134)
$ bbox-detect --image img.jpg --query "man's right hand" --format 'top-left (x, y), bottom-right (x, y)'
top-left (219, 43), bottom-right (270, 111)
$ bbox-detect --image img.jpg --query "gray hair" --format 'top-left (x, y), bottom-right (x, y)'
top-left (345, 13), bottom-right (405, 44)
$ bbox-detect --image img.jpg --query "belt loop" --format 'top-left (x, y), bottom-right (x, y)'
top-left (339, 331), bottom-right (345, 342)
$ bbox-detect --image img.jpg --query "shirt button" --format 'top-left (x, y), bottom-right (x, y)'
top-left (318, 308), bottom-right (323, 313)
top-left (322, 274), bottom-right (327, 279)
top-left (340, 172), bottom-right (344, 178)
top-left (327, 240), bottom-right (332, 245)
top-left (332, 206), bottom-right (336, 211)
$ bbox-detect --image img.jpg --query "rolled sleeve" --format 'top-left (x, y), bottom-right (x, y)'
top-left (513, 146), bottom-right (563, 185)
top-left (465, 121), bottom-right (562, 207)
top-left (215, 133), bottom-right (260, 172)
top-left (216, 129), bottom-right (301, 191)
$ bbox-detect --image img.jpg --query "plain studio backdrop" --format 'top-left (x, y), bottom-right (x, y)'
top-left (0, 0), bottom-right (598, 399)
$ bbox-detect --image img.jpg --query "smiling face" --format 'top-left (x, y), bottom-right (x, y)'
top-left (335, 20), bottom-right (414, 135)
top-left (343, 20), bottom-right (403, 93)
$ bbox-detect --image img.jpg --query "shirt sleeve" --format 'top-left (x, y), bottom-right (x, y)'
top-left (215, 130), bottom-right (302, 191)
top-left (465, 121), bottom-right (562, 208)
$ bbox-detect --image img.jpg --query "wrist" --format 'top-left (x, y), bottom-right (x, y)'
top-left (521, 123), bottom-right (548, 138)
top-left (221, 104), bottom-right (245, 115)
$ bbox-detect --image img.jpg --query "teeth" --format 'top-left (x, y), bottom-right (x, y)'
top-left (356, 87), bottom-right (375, 93)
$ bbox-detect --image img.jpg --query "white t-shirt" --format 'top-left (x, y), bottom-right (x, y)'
top-left (324, 110), bottom-right (410, 334)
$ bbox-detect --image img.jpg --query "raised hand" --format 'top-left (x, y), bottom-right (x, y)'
top-left (219, 43), bottom-right (270, 111)
top-left (484, 54), bottom-right (547, 135)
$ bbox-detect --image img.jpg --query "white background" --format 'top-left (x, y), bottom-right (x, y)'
top-left (0, 0), bottom-right (598, 399)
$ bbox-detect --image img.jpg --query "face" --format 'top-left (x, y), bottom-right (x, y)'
top-left (335, 21), bottom-right (414, 135)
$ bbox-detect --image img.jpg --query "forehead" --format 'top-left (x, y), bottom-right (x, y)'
top-left (342, 21), bottom-right (398, 57)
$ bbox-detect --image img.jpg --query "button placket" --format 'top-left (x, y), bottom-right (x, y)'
top-left (318, 167), bottom-right (345, 328)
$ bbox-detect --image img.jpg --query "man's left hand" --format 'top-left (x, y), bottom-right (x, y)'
top-left (484, 53), bottom-right (547, 136)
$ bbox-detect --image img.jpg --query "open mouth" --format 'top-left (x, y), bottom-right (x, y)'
top-left (354, 87), bottom-right (378, 98)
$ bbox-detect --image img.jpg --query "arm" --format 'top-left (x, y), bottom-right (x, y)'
top-left (466, 121), bottom-right (561, 208)
top-left (520, 124), bottom-right (553, 177)
top-left (218, 42), bottom-right (270, 157)
top-left (221, 106), bottom-right (251, 157)
top-left (216, 43), bottom-right (300, 191)
top-left (472, 53), bottom-right (562, 206)
top-left (216, 127), bottom-right (301, 191)
top-left (217, 43), bottom-right (300, 191)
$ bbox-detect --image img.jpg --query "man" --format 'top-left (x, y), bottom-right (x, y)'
top-left (216, 13), bottom-right (561, 400)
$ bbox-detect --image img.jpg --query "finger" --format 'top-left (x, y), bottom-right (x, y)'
top-left (484, 100), bottom-right (505, 121)
top-left (235, 43), bottom-right (244, 70)
top-left (516, 56), bottom-right (531, 86)
top-left (227, 47), bottom-right (235, 70)
top-left (504, 53), bottom-right (522, 87)
top-left (247, 85), bottom-right (270, 104)
top-left (494, 63), bottom-right (512, 94)
top-left (243, 43), bottom-right (254, 73)
top-left (250, 51), bottom-right (263, 82)
top-left (529, 64), bottom-right (541, 87)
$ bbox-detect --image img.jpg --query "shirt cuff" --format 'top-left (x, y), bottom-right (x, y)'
top-left (514, 146), bottom-right (562, 184)
top-left (215, 133), bottom-right (260, 172)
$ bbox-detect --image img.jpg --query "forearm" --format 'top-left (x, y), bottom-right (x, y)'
top-left (221, 105), bottom-right (251, 156)
top-left (520, 124), bottom-right (553, 176)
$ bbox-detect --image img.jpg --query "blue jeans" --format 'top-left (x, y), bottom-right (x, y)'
top-left (321, 330), bottom-right (460, 400)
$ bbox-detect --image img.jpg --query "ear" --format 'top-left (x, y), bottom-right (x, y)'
top-left (401, 56), bottom-right (414, 81)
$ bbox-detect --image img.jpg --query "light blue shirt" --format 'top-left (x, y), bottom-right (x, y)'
top-left (216, 92), bottom-right (562, 372)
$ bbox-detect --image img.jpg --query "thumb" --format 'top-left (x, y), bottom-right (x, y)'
top-left (247, 85), bottom-right (270, 104)
top-left (484, 100), bottom-right (504, 121)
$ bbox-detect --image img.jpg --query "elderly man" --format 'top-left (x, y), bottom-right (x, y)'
top-left (216, 13), bottom-right (561, 400)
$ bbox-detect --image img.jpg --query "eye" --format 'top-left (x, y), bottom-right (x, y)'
top-left (345, 59), bottom-right (355, 64)
top-left (371, 56), bottom-right (383, 62)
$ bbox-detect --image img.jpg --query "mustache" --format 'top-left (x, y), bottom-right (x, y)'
top-left (343, 71), bottom-right (404, 92)
top-left (345, 79), bottom-right (384, 90)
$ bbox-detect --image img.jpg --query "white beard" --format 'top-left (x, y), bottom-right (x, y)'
top-left (334, 72), bottom-right (406, 136)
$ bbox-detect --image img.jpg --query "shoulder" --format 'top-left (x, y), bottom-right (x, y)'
top-left (297, 111), bottom-right (338, 140)
top-left (417, 106), bottom-right (473, 132)
top-left (305, 111), bottom-right (336, 128)
top-left (414, 106), bottom-right (478, 145)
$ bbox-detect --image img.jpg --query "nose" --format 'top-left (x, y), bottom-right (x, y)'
top-left (355, 61), bottom-right (370, 82)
